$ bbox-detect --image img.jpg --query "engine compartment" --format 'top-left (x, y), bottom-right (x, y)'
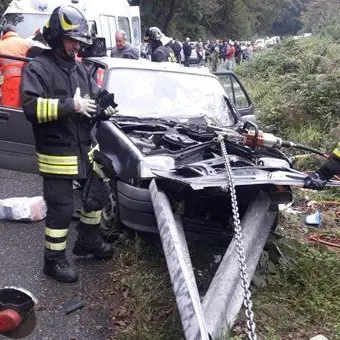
top-left (114, 116), bottom-right (290, 172)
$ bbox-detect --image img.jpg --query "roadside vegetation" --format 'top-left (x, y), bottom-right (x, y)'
top-left (230, 29), bottom-right (340, 339)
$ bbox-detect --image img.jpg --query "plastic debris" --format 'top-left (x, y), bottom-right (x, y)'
top-left (65, 300), bottom-right (85, 315)
top-left (0, 196), bottom-right (46, 222)
top-left (309, 335), bottom-right (329, 340)
top-left (305, 211), bottom-right (322, 227)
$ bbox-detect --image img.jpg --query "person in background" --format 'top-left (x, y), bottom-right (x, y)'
top-left (196, 38), bottom-right (204, 66)
top-left (220, 40), bottom-right (228, 63)
top-left (208, 39), bottom-right (219, 72)
top-left (243, 42), bottom-right (253, 61)
top-left (144, 27), bottom-right (176, 63)
top-left (171, 38), bottom-right (182, 63)
top-left (140, 41), bottom-right (150, 59)
top-left (225, 40), bottom-right (235, 70)
top-left (0, 24), bottom-right (30, 108)
top-left (182, 37), bottom-right (192, 67)
top-left (234, 41), bottom-right (243, 65)
top-left (204, 40), bottom-right (211, 66)
top-left (304, 142), bottom-right (340, 190)
top-left (111, 30), bottom-right (139, 59)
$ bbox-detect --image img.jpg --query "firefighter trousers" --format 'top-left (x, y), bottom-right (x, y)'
top-left (43, 177), bottom-right (108, 257)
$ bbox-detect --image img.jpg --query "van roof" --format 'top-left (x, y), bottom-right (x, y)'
top-left (88, 57), bottom-right (216, 77)
top-left (5, 0), bottom-right (130, 14)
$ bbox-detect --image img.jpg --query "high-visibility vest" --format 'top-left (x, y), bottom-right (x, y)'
top-left (0, 32), bottom-right (30, 79)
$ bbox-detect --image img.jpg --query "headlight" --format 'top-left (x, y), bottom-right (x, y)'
top-left (139, 156), bottom-right (175, 179)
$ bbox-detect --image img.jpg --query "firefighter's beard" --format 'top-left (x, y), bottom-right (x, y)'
top-left (60, 39), bottom-right (80, 60)
top-left (56, 46), bottom-right (76, 61)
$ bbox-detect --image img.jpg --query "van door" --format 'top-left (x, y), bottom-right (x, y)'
top-left (0, 105), bottom-right (37, 173)
top-left (214, 71), bottom-right (255, 122)
top-left (130, 6), bottom-right (141, 47)
top-left (99, 15), bottom-right (117, 56)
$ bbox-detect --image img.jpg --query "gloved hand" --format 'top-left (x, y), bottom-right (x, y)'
top-left (104, 105), bottom-right (119, 116)
top-left (304, 171), bottom-right (328, 190)
top-left (73, 87), bottom-right (97, 118)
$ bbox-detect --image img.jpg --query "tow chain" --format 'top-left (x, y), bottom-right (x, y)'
top-left (216, 135), bottom-right (257, 340)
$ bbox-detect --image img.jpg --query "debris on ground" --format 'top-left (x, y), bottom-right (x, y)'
top-left (305, 210), bottom-right (322, 227)
top-left (309, 335), bottom-right (329, 340)
top-left (64, 300), bottom-right (85, 315)
top-left (0, 196), bottom-right (46, 221)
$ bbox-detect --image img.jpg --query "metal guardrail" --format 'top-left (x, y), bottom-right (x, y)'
top-left (149, 180), bottom-right (275, 339)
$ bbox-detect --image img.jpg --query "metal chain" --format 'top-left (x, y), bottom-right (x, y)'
top-left (216, 135), bottom-right (257, 340)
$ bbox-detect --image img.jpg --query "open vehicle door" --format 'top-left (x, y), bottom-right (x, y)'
top-left (214, 70), bottom-right (255, 122)
top-left (0, 54), bottom-right (36, 173)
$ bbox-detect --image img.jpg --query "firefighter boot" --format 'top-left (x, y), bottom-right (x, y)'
top-left (73, 225), bottom-right (114, 259)
top-left (43, 250), bottom-right (78, 283)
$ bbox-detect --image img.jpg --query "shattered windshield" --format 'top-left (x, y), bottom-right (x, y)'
top-left (107, 68), bottom-right (236, 126)
top-left (1, 13), bottom-right (49, 39)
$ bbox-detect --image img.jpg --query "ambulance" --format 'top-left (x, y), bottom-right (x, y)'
top-left (0, 0), bottom-right (141, 53)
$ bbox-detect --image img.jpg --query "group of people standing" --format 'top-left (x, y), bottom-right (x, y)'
top-left (139, 34), bottom-right (255, 72)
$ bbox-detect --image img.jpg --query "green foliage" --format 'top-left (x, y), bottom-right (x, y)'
top-left (140, 0), bottom-right (312, 40)
top-left (237, 37), bottom-right (340, 155)
top-left (254, 244), bottom-right (340, 338)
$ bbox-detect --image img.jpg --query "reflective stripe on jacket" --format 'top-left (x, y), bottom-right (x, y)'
top-left (21, 50), bottom-right (100, 179)
top-left (332, 142), bottom-right (340, 159)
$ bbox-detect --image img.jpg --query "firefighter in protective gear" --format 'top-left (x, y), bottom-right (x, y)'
top-left (144, 26), bottom-right (176, 63)
top-left (304, 142), bottom-right (340, 190)
top-left (0, 25), bottom-right (30, 108)
top-left (21, 5), bottom-right (115, 283)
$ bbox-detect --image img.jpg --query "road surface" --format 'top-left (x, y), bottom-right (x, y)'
top-left (0, 169), bottom-right (120, 340)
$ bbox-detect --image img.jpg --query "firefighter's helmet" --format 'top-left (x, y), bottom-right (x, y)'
top-left (43, 5), bottom-right (92, 48)
top-left (144, 27), bottom-right (164, 41)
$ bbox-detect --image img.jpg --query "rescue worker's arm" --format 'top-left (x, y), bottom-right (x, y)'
top-left (317, 143), bottom-right (340, 179)
top-left (304, 142), bottom-right (340, 190)
top-left (21, 63), bottom-right (75, 124)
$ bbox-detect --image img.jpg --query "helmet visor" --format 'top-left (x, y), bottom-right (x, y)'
top-left (65, 32), bottom-right (92, 45)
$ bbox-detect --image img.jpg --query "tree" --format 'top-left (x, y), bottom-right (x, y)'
top-left (301, 0), bottom-right (340, 32)
top-left (0, 0), bottom-right (11, 16)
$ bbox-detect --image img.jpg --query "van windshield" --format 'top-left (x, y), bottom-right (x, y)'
top-left (1, 13), bottom-right (49, 38)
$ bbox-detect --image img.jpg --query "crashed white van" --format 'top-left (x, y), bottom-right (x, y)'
top-left (0, 0), bottom-right (141, 53)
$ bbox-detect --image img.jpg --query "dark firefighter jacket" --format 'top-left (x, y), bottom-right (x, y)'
top-left (152, 45), bottom-right (176, 63)
top-left (319, 142), bottom-right (340, 179)
top-left (21, 50), bottom-right (100, 179)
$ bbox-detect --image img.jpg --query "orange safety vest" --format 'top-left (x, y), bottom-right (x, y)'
top-left (0, 32), bottom-right (30, 108)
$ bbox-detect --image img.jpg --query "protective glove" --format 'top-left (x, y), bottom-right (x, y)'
top-left (304, 171), bottom-right (328, 190)
top-left (104, 105), bottom-right (119, 116)
top-left (73, 87), bottom-right (97, 118)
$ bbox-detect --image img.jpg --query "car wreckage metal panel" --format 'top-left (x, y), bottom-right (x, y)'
top-left (152, 168), bottom-right (340, 190)
top-left (149, 180), bottom-right (277, 339)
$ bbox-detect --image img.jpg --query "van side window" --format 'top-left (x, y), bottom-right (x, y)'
top-left (88, 20), bottom-right (98, 36)
top-left (99, 16), bottom-right (112, 51)
top-left (108, 17), bottom-right (117, 47)
top-left (131, 16), bottom-right (141, 46)
top-left (118, 17), bottom-right (131, 43)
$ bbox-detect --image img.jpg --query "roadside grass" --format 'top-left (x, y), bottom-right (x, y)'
top-left (251, 243), bottom-right (340, 340)
top-left (112, 234), bottom-right (183, 340)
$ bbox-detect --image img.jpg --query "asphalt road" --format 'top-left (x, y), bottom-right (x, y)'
top-left (0, 169), bottom-right (120, 340)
